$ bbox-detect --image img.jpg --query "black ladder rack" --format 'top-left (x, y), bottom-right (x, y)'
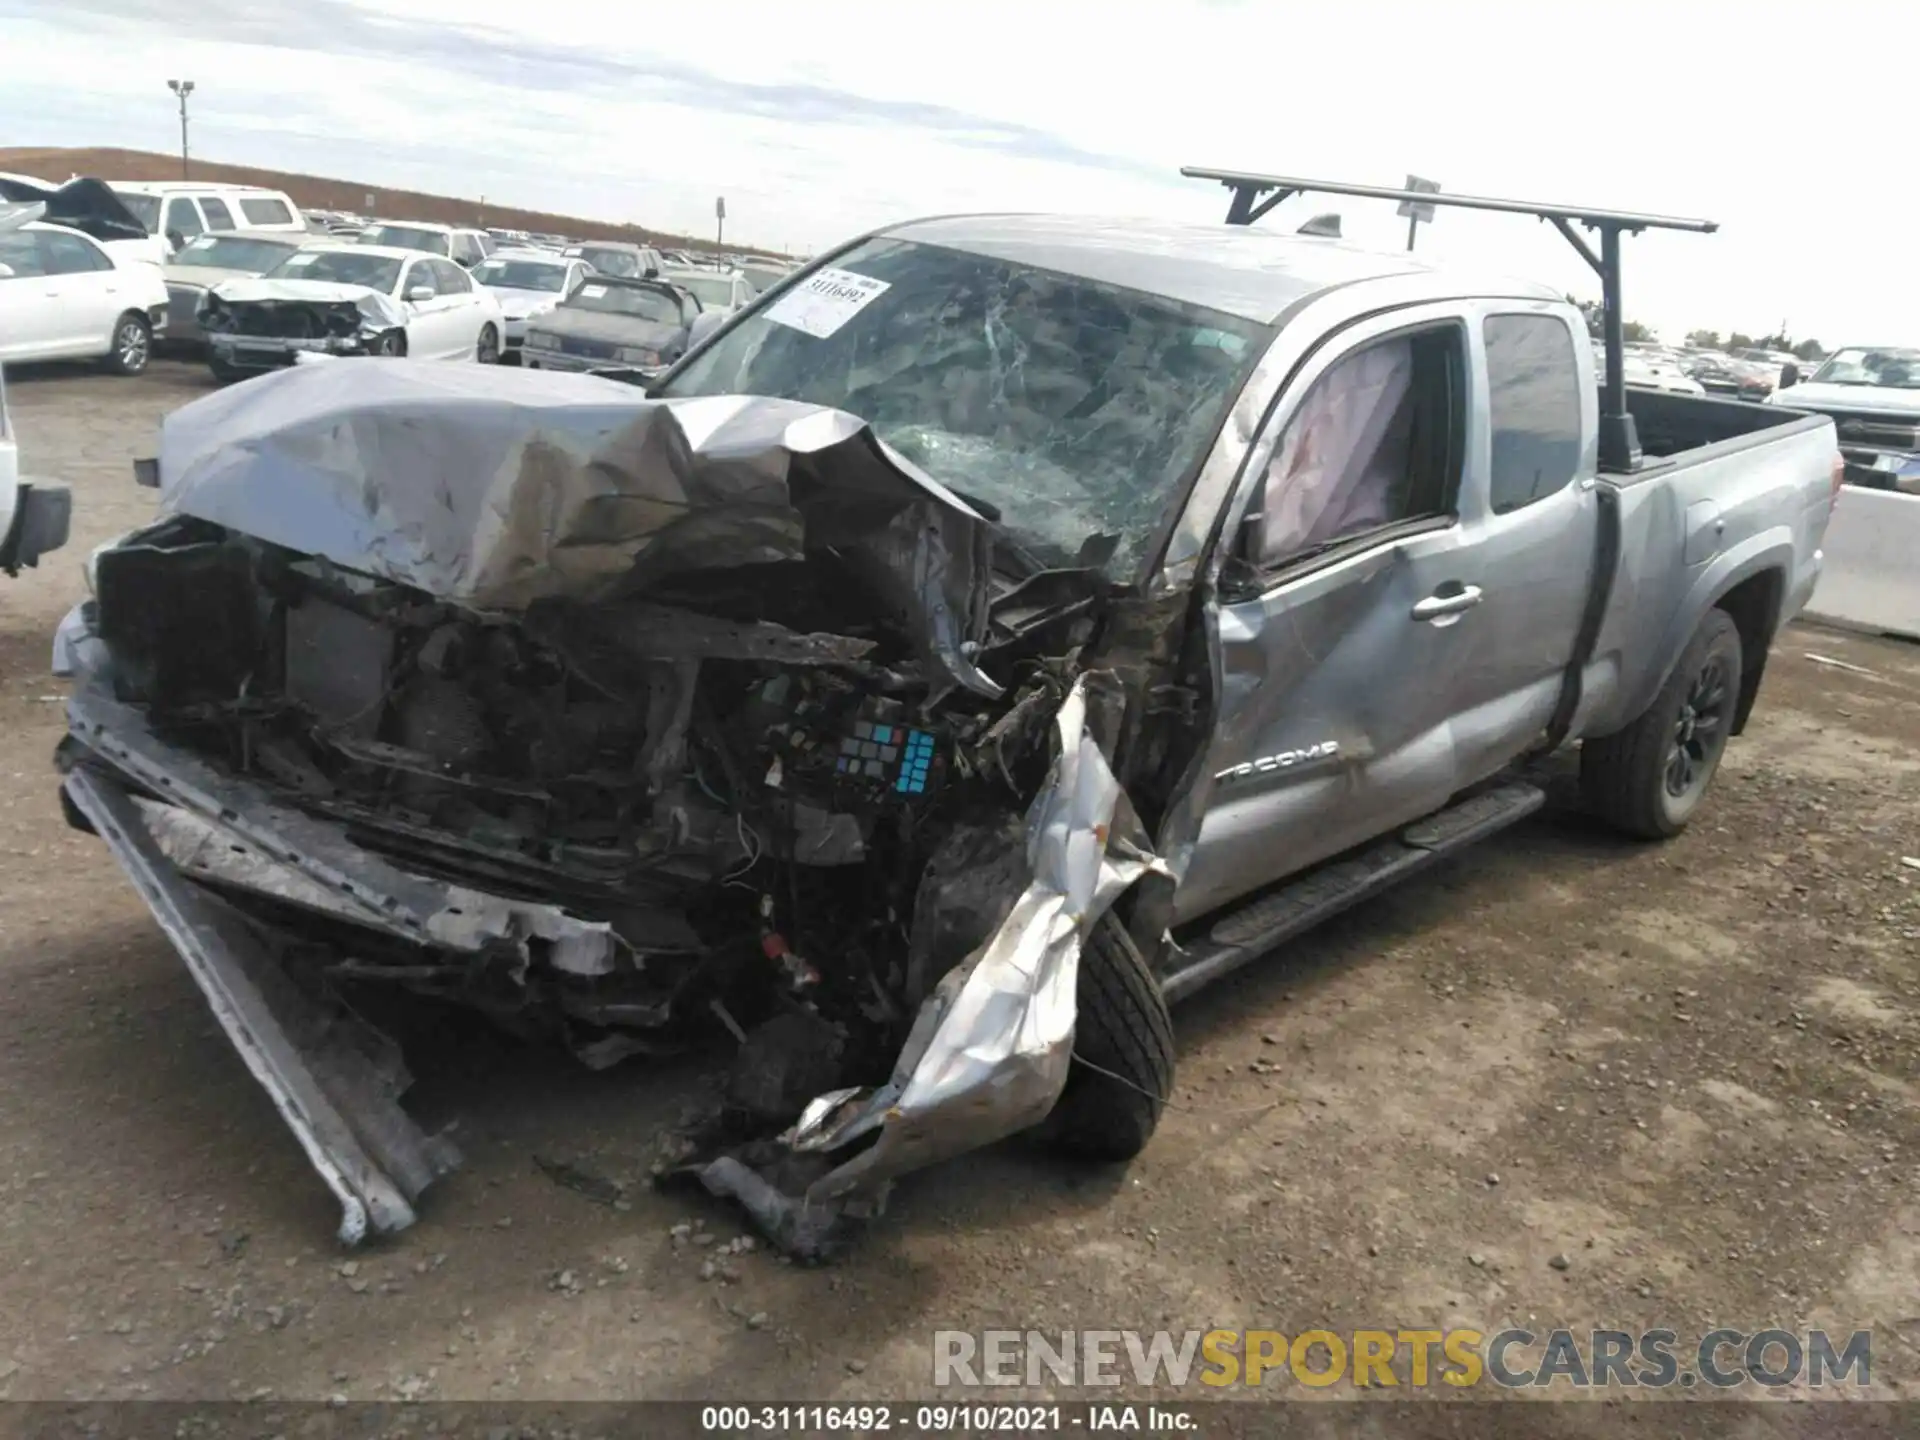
top-left (1181, 166), bottom-right (1719, 474)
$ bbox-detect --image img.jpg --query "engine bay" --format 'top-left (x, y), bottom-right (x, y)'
top-left (76, 515), bottom-right (1093, 1074)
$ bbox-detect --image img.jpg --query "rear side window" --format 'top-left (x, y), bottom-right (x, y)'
top-left (40, 231), bottom-right (110, 274)
top-left (1485, 314), bottom-right (1583, 513)
top-left (239, 196), bottom-right (293, 226)
top-left (199, 196), bottom-right (236, 230)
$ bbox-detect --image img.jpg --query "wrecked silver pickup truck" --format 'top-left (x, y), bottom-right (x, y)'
top-left (52, 174), bottom-right (1841, 1254)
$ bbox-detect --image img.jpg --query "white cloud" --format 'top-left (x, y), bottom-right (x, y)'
top-left (0, 0), bottom-right (1899, 345)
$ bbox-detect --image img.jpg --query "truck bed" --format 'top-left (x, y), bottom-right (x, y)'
top-left (1624, 386), bottom-right (1813, 459)
top-left (1567, 387), bottom-right (1837, 743)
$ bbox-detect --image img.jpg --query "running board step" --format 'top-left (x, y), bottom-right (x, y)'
top-left (1160, 781), bottom-right (1545, 1005)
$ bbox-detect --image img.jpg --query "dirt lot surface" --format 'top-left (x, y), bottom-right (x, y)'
top-left (2, 360), bottom-right (1917, 1415)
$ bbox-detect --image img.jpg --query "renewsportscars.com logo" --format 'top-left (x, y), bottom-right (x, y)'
top-left (932, 1328), bottom-right (1873, 1390)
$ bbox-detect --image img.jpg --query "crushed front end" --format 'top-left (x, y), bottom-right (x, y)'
top-left (56, 363), bottom-right (1179, 1250)
top-left (198, 284), bottom-right (405, 370)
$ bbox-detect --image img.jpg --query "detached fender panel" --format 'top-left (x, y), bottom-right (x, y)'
top-left (61, 766), bottom-right (460, 1244)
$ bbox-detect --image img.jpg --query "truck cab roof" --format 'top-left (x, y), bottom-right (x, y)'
top-left (880, 213), bottom-right (1559, 324)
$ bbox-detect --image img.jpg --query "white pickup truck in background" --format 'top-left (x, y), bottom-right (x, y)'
top-left (1775, 346), bottom-right (1920, 640)
top-left (1771, 345), bottom-right (1920, 493)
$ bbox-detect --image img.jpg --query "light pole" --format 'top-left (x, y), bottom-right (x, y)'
top-left (166, 79), bottom-right (195, 180)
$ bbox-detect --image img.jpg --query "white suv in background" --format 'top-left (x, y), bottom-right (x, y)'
top-left (357, 221), bottom-right (493, 268)
top-left (0, 218), bottom-right (171, 373)
top-left (111, 182), bottom-right (306, 253)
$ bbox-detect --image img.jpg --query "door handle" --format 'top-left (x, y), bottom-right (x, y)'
top-left (1411, 584), bottom-right (1484, 621)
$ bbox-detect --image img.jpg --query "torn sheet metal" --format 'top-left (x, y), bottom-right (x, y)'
top-left (67, 686), bottom-right (626, 976)
top-left (197, 280), bottom-right (408, 350)
top-left (63, 766), bottom-right (460, 1244)
top-left (149, 364), bottom-right (1001, 695)
top-left (696, 672), bottom-right (1167, 1253)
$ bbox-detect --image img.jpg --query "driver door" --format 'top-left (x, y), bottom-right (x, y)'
top-left (398, 258), bottom-right (451, 358)
top-left (428, 260), bottom-right (482, 359)
top-left (1174, 304), bottom-right (1490, 924)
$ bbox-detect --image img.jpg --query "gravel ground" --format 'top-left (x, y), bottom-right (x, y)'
top-left (1, 359), bottom-right (1916, 1413)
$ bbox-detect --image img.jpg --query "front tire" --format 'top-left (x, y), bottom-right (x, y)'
top-left (104, 313), bottom-right (151, 375)
top-left (1047, 909), bottom-right (1176, 1162)
top-left (1581, 608), bottom-right (1743, 839)
top-left (475, 324), bottom-right (499, 364)
top-left (371, 330), bottom-right (407, 358)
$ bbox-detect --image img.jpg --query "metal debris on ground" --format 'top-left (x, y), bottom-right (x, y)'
top-left (532, 1155), bottom-right (629, 1208)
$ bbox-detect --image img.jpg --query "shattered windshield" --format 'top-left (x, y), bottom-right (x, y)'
top-left (1809, 347), bottom-right (1920, 389)
top-left (661, 238), bottom-right (1266, 581)
top-left (266, 249), bottom-right (403, 293)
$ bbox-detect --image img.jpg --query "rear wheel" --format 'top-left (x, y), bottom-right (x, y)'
top-left (1048, 909), bottom-right (1176, 1162)
top-left (1581, 608), bottom-right (1743, 839)
top-left (475, 324), bottom-right (499, 364)
top-left (103, 313), bottom-right (151, 375)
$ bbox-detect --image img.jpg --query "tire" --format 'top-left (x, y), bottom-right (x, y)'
top-left (1048, 909), bottom-right (1176, 1161)
top-left (372, 331), bottom-right (406, 358)
top-left (475, 324), bottom-right (499, 364)
top-left (208, 358), bottom-right (245, 383)
top-left (103, 313), bottom-right (151, 375)
top-left (1581, 608), bottom-right (1743, 839)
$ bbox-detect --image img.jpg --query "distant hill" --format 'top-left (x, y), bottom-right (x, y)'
top-left (0, 146), bottom-right (763, 257)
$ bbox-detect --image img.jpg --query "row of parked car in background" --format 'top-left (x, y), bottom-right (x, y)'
top-left (1593, 338), bottom-right (1806, 402)
top-left (1590, 336), bottom-right (1920, 493)
top-left (0, 172), bottom-right (799, 383)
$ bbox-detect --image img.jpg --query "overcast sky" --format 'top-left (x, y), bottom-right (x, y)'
top-left (0, 0), bottom-right (1896, 345)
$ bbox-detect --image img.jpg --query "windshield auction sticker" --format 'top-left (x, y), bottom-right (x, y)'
top-left (764, 267), bottom-right (890, 338)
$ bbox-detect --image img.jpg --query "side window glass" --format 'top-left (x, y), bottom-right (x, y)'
top-left (1252, 326), bottom-right (1463, 570)
top-left (404, 262), bottom-right (437, 298)
top-left (1485, 314), bottom-right (1582, 513)
top-left (0, 233), bottom-right (48, 278)
top-left (41, 232), bottom-right (109, 275)
top-left (437, 259), bottom-right (472, 293)
top-left (199, 197), bottom-right (236, 230)
top-left (239, 197), bottom-right (294, 226)
top-left (166, 198), bottom-right (204, 240)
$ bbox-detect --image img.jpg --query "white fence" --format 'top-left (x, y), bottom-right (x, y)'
top-left (1803, 486), bottom-right (1920, 642)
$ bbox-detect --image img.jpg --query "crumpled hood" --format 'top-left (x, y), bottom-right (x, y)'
top-left (487, 286), bottom-right (562, 320)
top-left (149, 361), bottom-right (1002, 694)
top-left (165, 264), bottom-right (271, 290)
top-left (209, 277), bottom-right (389, 306)
top-left (1777, 382), bottom-right (1920, 419)
top-left (529, 306), bottom-right (683, 350)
